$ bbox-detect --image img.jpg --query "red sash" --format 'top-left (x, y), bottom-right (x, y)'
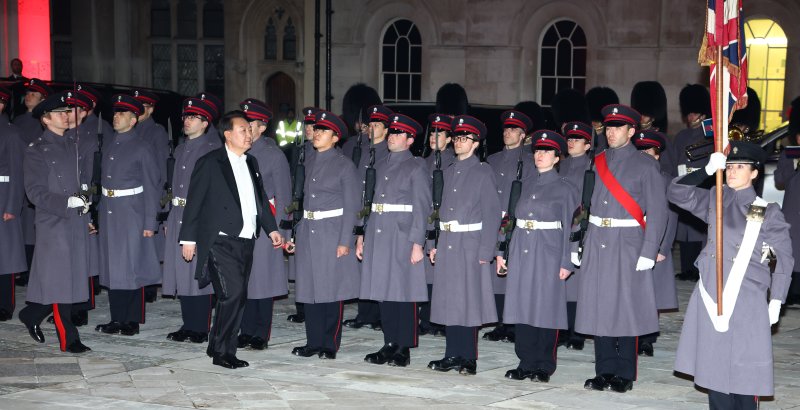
top-left (594, 152), bottom-right (646, 229)
top-left (268, 198), bottom-right (277, 216)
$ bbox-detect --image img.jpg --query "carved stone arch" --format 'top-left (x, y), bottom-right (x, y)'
top-left (354, 0), bottom-right (440, 99)
top-left (513, 0), bottom-right (605, 103)
top-left (239, 0), bottom-right (304, 61)
top-left (745, 0), bottom-right (800, 102)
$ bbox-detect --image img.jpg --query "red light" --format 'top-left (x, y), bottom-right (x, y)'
top-left (17, 0), bottom-right (51, 80)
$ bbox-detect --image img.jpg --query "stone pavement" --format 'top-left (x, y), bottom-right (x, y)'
top-left (1, 279), bottom-right (799, 409)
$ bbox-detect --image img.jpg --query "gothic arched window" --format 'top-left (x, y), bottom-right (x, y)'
top-left (283, 18), bottom-right (297, 61)
top-left (265, 18), bottom-right (278, 60)
top-left (381, 19), bottom-right (422, 102)
top-left (538, 20), bottom-right (587, 106)
top-left (176, 0), bottom-right (197, 38)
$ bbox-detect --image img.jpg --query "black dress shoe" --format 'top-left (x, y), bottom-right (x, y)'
top-left (482, 326), bottom-right (504, 341)
top-left (343, 318), bottom-right (364, 329)
top-left (388, 347), bottom-right (410, 367)
top-left (566, 339), bottom-right (585, 350)
top-left (584, 374), bottom-right (613, 391)
top-left (46, 315), bottom-right (55, 324)
top-left (0, 309), bottom-right (12, 321)
top-left (502, 330), bottom-right (515, 343)
top-left (638, 341), bottom-right (654, 357)
top-left (65, 340), bottom-right (91, 353)
top-left (606, 376), bottom-right (633, 393)
top-left (366, 321), bottom-right (382, 331)
top-left (187, 331), bottom-right (208, 343)
top-left (286, 314), bottom-right (305, 323)
top-left (167, 329), bottom-right (190, 342)
top-left (428, 356), bottom-right (462, 372)
top-left (95, 321), bottom-right (122, 334)
top-left (432, 328), bottom-right (446, 337)
top-left (459, 359), bottom-right (477, 375)
top-left (231, 356), bottom-right (249, 368)
top-left (505, 368), bottom-right (534, 380)
top-left (531, 369), bottom-right (550, 383)
top-left (25, 323), bottom-right (45, 343)
top-left (318, 350), bottom-right (336, 359)
top-left (71, 311), bottom-right (88, 327)
top-left (418, 325), bottom-right (432, 336)
top-left (364, 343), bottom-right (398, 365)
top-left (119, 322), bottom-right (139, 336)
top-left (292, 345), bottom-right (320, 357)
top-left (212, 356), bottom-right (237, 369)
top-left (237, 334), bottom-right (253, 348)
top-left (249, 337), bottom-right (268, 350)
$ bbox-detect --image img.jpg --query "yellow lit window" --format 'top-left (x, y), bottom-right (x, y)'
top-left (744, 19), bottom-right (787, 131)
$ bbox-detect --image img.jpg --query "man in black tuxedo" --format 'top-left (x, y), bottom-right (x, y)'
top-left (179, 111), bottom-right (283, 369)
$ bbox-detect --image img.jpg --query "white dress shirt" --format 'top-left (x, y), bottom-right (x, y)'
top-left (225, 144), bottom-right (258, 239)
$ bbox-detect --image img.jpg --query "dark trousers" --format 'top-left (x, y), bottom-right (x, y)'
top-left (708, 390), bottom-right (758, 410)
top-left (206, 236), bottom-right (254, 358)
top-left (73, 276), bottom-right (98, 314)
top-left (108, 288), bottom-right (145, 324)
top-left (379, 301), bottom-right (417, 348)
top-left (0, 274), bottom-right (15, 314)
top-left (788, 271), bottom-right (800, 300)
top-left (295, 301), bottom-right (305, 316)
top-left (678, 241), bottom-right (702, 279)
top-left (640, 332), bottom-right (658, 344)
top-left (180, 294), bottom-right (214, 333)
top-left (305, 301), bottom-right (344, 352)
top-left (493, 294), bottom-right (513, 333)
top-left (144, 284), bottom-right (159, 301)
top-left (566, 301), bottom-right (584, 343)
top-left (419, 284), bottom-right (444, 332)
top-left (240, 297), bottom-right (274, 340)
top-left (515, 324), bottom-right (559, 374)
top-left (594, 336), bottom-right (638, 380)
top-left (445, 326), bottom-right (478, 360)
top-left (19, 302), bottom-right (78, 350)
top-left (356, 300), bottom-right (380, 323)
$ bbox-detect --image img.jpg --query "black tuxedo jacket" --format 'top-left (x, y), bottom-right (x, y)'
top-left (178, 146), bottom-right (279, 285)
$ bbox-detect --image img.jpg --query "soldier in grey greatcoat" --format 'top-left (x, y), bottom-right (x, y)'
top-left (427, 115), bottom-right (501, 375)
top-left (483, 110), bottom-right (535, 343)
top-left (631, 130), bottom-right (679, 357)
top-left (288, 111), bottom-right (360, 359)
top-left (419, 114), bottom-right (455, 337)
top-left (236, 101), bottom-right (291, 350)
top-left (356, 114), bottom-right (431, 367)
top-left (671, 143), bottom-right (793, 409)
top-left (667, 84), bottom-right (712, 281)
top-left (498, 131), bottom-right (578, 383)
top-left (18, 92), bottom-right (91, 353)
top-left (94, 95), bottom-right (160, 336)
top-left (343, 105), bottom-right (392, 330)
top-left (775, 96), bottom-right (800, 304)
top-left (575, 104), bottom-right (667, 393)
top-left (0, 87), bottom-right (27, 320)
top-left (162, 98), bottom-right (220, 343)
top-left (557, 121), bottom-right (594, 350)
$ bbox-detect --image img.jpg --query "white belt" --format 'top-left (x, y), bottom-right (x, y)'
top-left (439, 220), bottom-right (482, 232)
top-left (0, 176), bottom-right (8, 182)
top-left (303, 208), bottom-right (344, 220)
top-left (172, 196), bottom-right (187, 207)
top-left (588, 215), bottom-right (643, 228)
top-left (515, 219), bottom-right (561, 230)
top-left (102, 186), bottom-right (144, 198)
top-left (371, 203), bottom-right (412, 213)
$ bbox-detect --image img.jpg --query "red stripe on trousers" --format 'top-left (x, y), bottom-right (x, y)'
top-left (474, 328), bottom-right (479, 359)
top-left (552, 329), bottom-right (559, 369)
top-left (266, 298), bottom-right (274, 340)
top-left (333, 301), bottom-right (343, 351)
top-left (89, 277), bottom-right (94, 308)
top-left (140, 288), bottom-right (145, 324)
top-left (52, 304), bottom-right (67, 351)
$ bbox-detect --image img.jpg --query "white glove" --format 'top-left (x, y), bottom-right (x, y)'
top-left (635, 256), bottom-right (655, 271)
top-left (768, 299), bottom-right (782, 325)
top-left (571, 252), bottom-right (581, 267)
top-left (67, 196), bottom-right (86, 208)
top-left (705, 152), bottom-right (727, 175)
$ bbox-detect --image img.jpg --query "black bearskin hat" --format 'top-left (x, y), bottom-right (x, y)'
top-left (341, 83), bottom-right (382, 135)
top-left (789, 96), bottom-right (800, 136)
top-left (730, 87), bottom-right (761, 132)
top-left (585, 87), bottom-right (619, 123)
top-left (631, 81), bottom-right (668, 132)
top-left (513, 101), bottom-right (547, 132)
top-left (679, 84), bottom-right (711, 118)
top-left (551, 88), bottom-right (589, 128)
top-left (435, 83), bottom-right (469, 116)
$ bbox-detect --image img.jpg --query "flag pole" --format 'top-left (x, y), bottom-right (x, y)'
top-left (714, 44), bottom-right (724, 316)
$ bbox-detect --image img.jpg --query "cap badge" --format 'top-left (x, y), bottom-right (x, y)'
top-left (459, 118), bottom-right (464, 125)
top-left (134, 91), bottom-right (139, 97)
top-left (435, 116), bottom-right (441, 122)
top-left (321, 113), bottom-right (327, 119)
top-left (394, 116), bottom-right (399, 121)
top-left (373, 107), bottom-right (378, 112)
top-left (573, 124), bottom-right (578, 130)
top-left (117, 95), bottom-right (122, 102)
top-left (509, 112), bottom-right (514, 118)
top-left (188, 100), bottom-right (193, 106)
top-left (612, 107), bottom-right (619, 114)
top-left (200, 93), bottom-right (206, 99)
top-left (243, 104), bottom-right (249, 110)
top-left (67, 91), bottom-right (72, 98)
top-left (733, 146), bottom-right (738, 154)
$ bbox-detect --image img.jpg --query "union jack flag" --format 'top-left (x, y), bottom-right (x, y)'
top-left (699, 0), bottom-right (748, 150)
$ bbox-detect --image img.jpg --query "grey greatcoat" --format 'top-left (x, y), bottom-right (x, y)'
top-left (486, 146), bottom-right (535, 294)
top-left (575, 142), bottom-right (667, 336)
top-left (162, 131), bottom-right (221, 297)
top-left (98, 128), bottom-right (161, 290)
top-left (293, 148), bottom-right (361, 303)
top-left (0, 116), bottom-right (27, 274)
top-left (775, 151), bottom-right (800, 272)
top-left (13, 111), bottom-right (41, 246)
top-left (423, 147), bottom-right (456, 284)
top-left (72, 123), bottom-right (101, 278)
top-left (671, 181), bottom-right (793, 396)
top-left (668, 126), bottom-right (708, 242)
top-left (654, 171), bottom-right (679, 310)
top-left (137, 117), bottom-right (170, 261)
top-left (287, 139), bottom-right (315, 281)
top-left (431, 155), bottom-right (502, 327)
top-left (247, 137), bottom-right (291, 300)
top-left (23, 130), bottom-right (89, 304)
top-left (502, 170), bottom-right (578, 329)
top-left (558, 153), bottom-right (591, 302)
top-left (360, 150), bottom-right (431, 302)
